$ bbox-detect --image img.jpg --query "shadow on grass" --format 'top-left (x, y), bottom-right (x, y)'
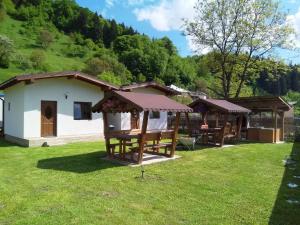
top-left (269, 142), bottom-right (300, 225)
top-left (37, 151), bottom-right (122, 173)
top-left (0, 138), bottom-right (24, 148)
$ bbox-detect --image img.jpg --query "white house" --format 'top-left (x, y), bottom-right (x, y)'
top-left (107, 81), bottom-right (179, 131)
top-left (0, 71), bottom-right (117, 146)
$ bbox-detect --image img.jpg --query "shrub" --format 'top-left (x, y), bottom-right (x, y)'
top-left (14, 54), bottom-right (32, 70)
top-left (30, 50), bottom-right (45, 69)
top-left (83, 57), bottom-right (110, 76)
top-left (65, 43), bottom-right (87, 58)
top-left (37, 30), bottom-right (53, 49)
top-left (99, 71), bottom-right (122, 86)
top-left (0, 35), bottom-right (14, 68)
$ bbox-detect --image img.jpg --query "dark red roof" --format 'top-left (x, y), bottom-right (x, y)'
top-left (229, 96), bottom-right (291, 112)
top-left (0, 71), bottom-right (118, 90)
top-left (92, 91), bottom-right (193, 113)
top-left (189, 98), bottom-right (251, 113)
top-left (121, 81), bottom-right (180, 96)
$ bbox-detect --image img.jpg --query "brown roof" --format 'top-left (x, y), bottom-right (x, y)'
top-left (229, 96), bottom-right (291, 112)
top-left (189, 98), bottom-right (251, 113)
top-left (121, 81), bottom-right (180, 96)
top-left (92, 91), bottom-right (193, 113)
top-left (0, 71), bottom-right (118, 90)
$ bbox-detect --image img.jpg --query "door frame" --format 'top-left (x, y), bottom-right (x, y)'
top-left (41, 100), bottom-right (57, 137)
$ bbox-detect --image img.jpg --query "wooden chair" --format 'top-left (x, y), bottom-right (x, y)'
top-left (214, 122), bottom-right (232, 147)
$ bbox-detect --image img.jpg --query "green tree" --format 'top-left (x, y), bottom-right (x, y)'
top-left (185, 0), bottom-right (293, 98)
top-left (30, 50), bottom-right (46, 69)
top-left (0, 35), bottom-right (14, 68)
top-left (84, 57), bottom-right (110, 76)
top-left (83, 56), bottom-right (132, 84)
top-left (99, 71), bottom-right (122, 86)
top-left (37, 30), bottom-right (54, 49)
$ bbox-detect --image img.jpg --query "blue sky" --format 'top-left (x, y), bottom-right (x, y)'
top-left (75, 0), bottom-right (300, 64)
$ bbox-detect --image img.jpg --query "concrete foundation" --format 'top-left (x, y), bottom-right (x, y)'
top-left (5, 134), bottom-right (104, 147)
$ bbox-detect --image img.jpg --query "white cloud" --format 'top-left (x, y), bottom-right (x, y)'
top-left (105, 0), bottom-right (115, 8)
top-left (133, 0), bottom-right (197, 31)
top-left (128, 0), bottom-right (145, 6)
top-left (287, 8), bottom-right (300, 48)
top-left (186, 35), bottom-right (211, 55)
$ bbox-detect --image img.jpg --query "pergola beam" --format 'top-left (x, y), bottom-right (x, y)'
top-left (137, 111), bottom-right (149, 164)
top-left (185, 112), bottom-right (191, 136)
top-left (103, 112), bottom-right (111, 157)
top-left (280, 112), bottom-right (285, 141)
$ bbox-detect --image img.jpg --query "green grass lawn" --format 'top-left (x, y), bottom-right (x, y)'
top-left (0, 141), bottom-right (299, 225)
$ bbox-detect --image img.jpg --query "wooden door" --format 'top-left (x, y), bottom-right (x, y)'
top-left (130, 112), bottom-right (140, 129)
top-left (41, 101), bottom-right (57, 137)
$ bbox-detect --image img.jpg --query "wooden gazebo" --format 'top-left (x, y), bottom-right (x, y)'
top-left (187, 98), bottom-right (251, 146)
top-left (92, 91), bottom-right (192, 164)
top-left (229, 96), bottom-right (291, 142)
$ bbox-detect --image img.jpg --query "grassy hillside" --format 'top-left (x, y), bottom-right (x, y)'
top-left (0, 15), bottom-right (91, 82)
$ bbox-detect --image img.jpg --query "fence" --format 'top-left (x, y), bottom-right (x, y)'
top-left (168, 113), bottom-right (299, 141)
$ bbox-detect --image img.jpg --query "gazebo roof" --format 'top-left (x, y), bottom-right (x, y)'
top-left (92, 91), bottom-right (193, 113)
top-left (120, 81), bottom-right (180, 96)
top-left (229, 96), bottom-right (291, 112)
top-left (189, 98), bottom-right (251, 114)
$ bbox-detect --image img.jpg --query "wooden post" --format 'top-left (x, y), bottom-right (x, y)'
top-left (216, 112), bottom-right (219, 127)
top-left (260, 112), bottom-right (263, 127)
top-left (170, 112), bottom-right (180, 157)
top-left (237, 115), bottom-right (243, 140)
top-left (280, 112), bottom-right (285, 141)
top-left (103, 112), bottom-right (111, 157)
top-left (273, 107), bottom-right (278, 143)
top-left (185, 112), bottom-right (191, 136)
top-left (220, 114), bottom-right (228, 147)
top-left (137, 111), bottom-right (149, 164)
top-left (201, 111), bottom-right (208, 125)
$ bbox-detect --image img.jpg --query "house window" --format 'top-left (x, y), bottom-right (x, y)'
top-left (149, 111), bottom-right (160, 119)
top-left (74, 102), bottom-right (92, 120)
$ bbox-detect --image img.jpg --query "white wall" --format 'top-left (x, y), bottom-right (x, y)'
top-left (4, 83), bottom-right (25, 138)
top-left (146, 111), bottom-right (168, 130)
top-left (23, 78), bottom-right (104, 138)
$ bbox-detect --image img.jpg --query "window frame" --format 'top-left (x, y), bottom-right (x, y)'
top-left (73, 101), bottom-right (92, 120)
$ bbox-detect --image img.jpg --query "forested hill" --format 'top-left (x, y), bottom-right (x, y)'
top-left (1, 0), bottom-right (300, 110)
top-left (0, 0), bottom-right (206, 91)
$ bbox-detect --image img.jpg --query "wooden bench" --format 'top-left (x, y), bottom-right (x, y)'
top-left (129, 130), bottom-right (175, 161)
